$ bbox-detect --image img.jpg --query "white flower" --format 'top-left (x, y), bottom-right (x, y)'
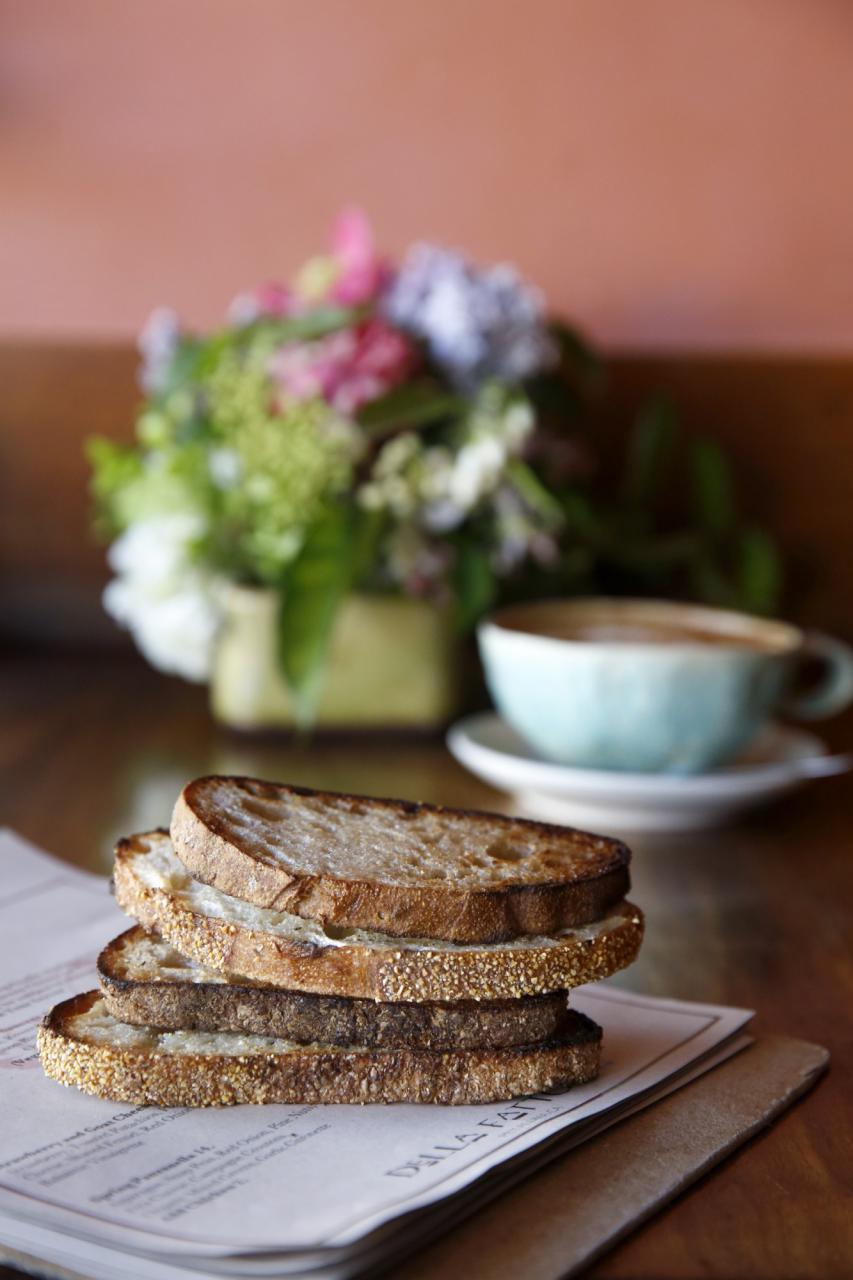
top-left (104, 579), bottom-right (220, 682)
top-left (421, 498), bottom-right (465, 533)
top-left (418, 446), bottom-right (454, 501)
top-left (448, 436), bottom-right (506, 509)
top-left (103, 515), bottom-right (220, 683)
top-left (357, 433), bottom-right (425, 519)
top-left (209, 447), bottom-right (243, 490)
top-left (489, 485), bottom-right (559, 574)
top-left (373, 432), bottom-right (421, 477)
top-left (357, 483), bottom-right (383, 512)
top-left (501, 400), bottom-right (535, 450)
top-left (107, 514), bottom-right (198, 583)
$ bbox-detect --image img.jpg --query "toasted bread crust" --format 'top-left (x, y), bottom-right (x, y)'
top-left (171, 776), bottom-right (632, 944)
top-left (98, 927), bottom-right (576, 1051)
top-left (113, 833), bottom-right (644, 1002)
top-left (38, 992), bottom-right (602, 1107)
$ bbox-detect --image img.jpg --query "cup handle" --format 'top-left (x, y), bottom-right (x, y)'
top-left (781, 631), bottom-right (853, 721)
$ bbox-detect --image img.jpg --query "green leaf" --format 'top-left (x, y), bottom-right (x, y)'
top-left (736, 527), bottom-right (783, 615)
top-left (548, 321), bottom-right (605, 389)
top-left (452, 541), bottom-right (497, 631)
top-left (604, 531), bottom-right (700, 574)
top-left (144, 336), bottom-right (204, 401)
top-left (277, 505), bottom-right (358, 728)
top-left (85, 437), bottom-right (143, 535)
top-left (687, 553), bottom-right (738, 609)
top-left (192, 331), bottom-right (232, 380)
top-left (524, 372), bottom-right (584, 424)
top-left (356, 382), bottom-right (465, 436)
top-left (248, 305), bottom-right (364, 346)
top-left (623, 397), bottom-right (678, 508)
top-left (506, 459), bottom-right (564, 528)
top-left (349, 508), bottom-right (386, 587)
top-left (690, 438), bottom-right (735, 535)
top-left (560, 490), bottom-right (602, 540)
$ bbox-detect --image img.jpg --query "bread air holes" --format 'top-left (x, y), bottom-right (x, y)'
top-left (124, 834), bottom-right (153, 854)
top-left (484, 838), bottom-right (530, 864)
top-left (240, 797), bottom-right (282, 822)
top-left (237, 780), bottom-right (279, 807)
top-left (238, 779), bottom-right (272, 797)
top-left (322, 923), bottom-right (359, 941)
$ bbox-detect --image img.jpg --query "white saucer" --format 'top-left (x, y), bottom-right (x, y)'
top-left (447, 713), bottom-right (852, 833)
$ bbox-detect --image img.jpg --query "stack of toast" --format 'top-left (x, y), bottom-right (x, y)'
top-left (39, 776), bottom-right (644, 1107)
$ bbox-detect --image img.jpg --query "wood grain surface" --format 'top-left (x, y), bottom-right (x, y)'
top-left (1, 653), bottom-right (851, 1278)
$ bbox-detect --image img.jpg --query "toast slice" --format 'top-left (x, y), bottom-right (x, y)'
top-left (98, 927), bottom-right (578, 1051)
top-left (38, 992), bottom-right (602, 1107)
top-left (113, 832), bottom-right (644, 1002)
top-left (170, 775), bottom-right (631, 944)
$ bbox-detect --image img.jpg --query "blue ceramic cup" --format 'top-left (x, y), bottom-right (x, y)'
top-left (477, 598), bottom-right (853, 774)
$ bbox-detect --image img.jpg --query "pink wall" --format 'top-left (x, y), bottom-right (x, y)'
top-left (3, 0), bottom-right (853, 349)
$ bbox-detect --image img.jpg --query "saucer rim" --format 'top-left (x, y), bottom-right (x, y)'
top-left (446, 712), bottom-right (830, 801)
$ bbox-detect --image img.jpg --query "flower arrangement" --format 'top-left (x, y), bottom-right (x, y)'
top-left (89, 210), bottom-right (781, 725)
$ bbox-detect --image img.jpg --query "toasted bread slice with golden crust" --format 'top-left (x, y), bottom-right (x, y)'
top-left (98, 927), bottom-right (577, 1051)
top-left (170, 776), bottom-right (631, 945)
top-left (38, 992), bottom-right (602, 1107)
top-left (112, 831), bottom-right (643, 1003)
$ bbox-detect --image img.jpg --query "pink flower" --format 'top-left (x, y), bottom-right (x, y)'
top-left (269, 319), bottom-right (414, 416)
top-left (268, 343), bottom-right (328, 402)
top-left (228, 281), bottom-right (296, 326)
top-left (328, 207), bottom-right (392, 307)
top-left (230, 208), bottom-right (392, 325)
top-left (255, 282), bottom-right (295, 315)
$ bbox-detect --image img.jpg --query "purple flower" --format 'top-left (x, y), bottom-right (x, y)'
top-left (383, 244), bottom-right (557, 387)
top-left (138, 307), bottom-right (181, 394)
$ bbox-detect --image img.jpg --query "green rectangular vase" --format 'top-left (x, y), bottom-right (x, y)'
top-left (211, 585), bottom-right (460, 731)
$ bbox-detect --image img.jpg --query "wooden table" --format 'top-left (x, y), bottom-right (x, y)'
top-left (2, 653), bottom-right (851, 1279)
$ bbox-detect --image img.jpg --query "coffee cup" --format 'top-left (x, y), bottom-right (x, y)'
top-left (477, 598), bottom-right (853, 773)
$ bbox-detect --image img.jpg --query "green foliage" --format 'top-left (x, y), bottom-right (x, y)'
top-left (536, 401), bottom-right (784, 617)
top-left (249, 305), bottom-right (363, 346)
top-left (690, 438), bottom-right (735, 536)
top-left (525, 323), bottom-right (604, 430)
top-left (506, 459), bottom-right (564, 528)
top-left (549, 321), bottom-right (605, 391)
top-left (623, 396), bottom-right (678, 511)
top-left (348, 508), bottom-right (387, 585)
top-left (735, 528), bottom-right (783, 614)
top-left (357, 381), bottom-right (465, 436)
top-left (204, 353), bottom-right (361, 584)
top-left (87, 436), bottom-right (212, 534)
top-left (87, 438), bottom-right (143, 535)
top-left (276, 504), bottom-right (372, 728)
top-left (452, 540), bottom-right (497, 631)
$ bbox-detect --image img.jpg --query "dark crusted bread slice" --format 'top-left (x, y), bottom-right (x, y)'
top-left (112, 831), bottom-right (644, 1002)
top-left (170, 775), bottom-right (631, 944)
top-left (98, 927), bottom-right (577, 1051)
top-left (38, 992), bottom-right (602, 1107)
